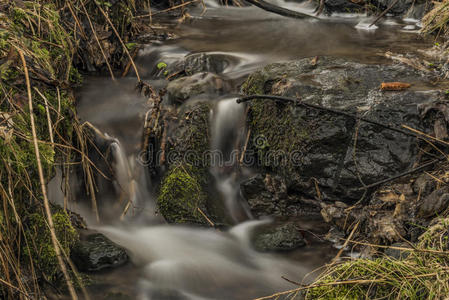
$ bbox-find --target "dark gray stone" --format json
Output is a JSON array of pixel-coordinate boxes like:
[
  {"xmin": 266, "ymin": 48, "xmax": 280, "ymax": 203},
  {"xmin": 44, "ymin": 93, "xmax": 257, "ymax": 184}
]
[
  {"xmin": 166, "ymin": 72, "xmax": 228, "ymax": 102},
  {"xmin": 252, "ymin": 223, "xmax": 306, "ymax": 252},
  {"xmin": 71, "ymin": 233, "xmax": 129, "ymax": 272},
  {"xmin": 185, "ymin": 53, "xmax": 234, "ymax": 75},
  {"xmin": 242, "ymin": 57, "xmax": 439, "ymax": 206},
  {"xmin": 418, "ymin": 186, "xmax": 449, "ymax": 218}
]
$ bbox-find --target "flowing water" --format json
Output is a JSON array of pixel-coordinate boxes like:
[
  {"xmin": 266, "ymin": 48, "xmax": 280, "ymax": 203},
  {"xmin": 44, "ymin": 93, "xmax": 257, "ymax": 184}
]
[{"xmin": 49, "ymin": 1, "xmax": 438, "ymax": 299}]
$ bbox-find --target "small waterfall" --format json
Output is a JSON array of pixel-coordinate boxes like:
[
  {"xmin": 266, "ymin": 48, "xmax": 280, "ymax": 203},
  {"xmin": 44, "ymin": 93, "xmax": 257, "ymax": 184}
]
[
  {"xmin": 211, "ymin": 97, "xmax": 251, "ymax": 222},
  {"xmin": 107, "ymin": 136, "xmax": 157, "ymax": 221}
]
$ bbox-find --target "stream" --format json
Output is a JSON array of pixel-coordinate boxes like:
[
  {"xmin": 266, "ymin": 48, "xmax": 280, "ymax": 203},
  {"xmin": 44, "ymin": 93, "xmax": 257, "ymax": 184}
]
[{"xmin": 49, "ymin": 1, "xmax": 437, "ymax": 299}]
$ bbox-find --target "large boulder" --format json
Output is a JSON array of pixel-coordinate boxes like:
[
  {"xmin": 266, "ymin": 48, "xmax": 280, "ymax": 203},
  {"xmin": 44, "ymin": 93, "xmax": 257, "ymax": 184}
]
[{"xmin": 241, "ymin": 56, "xmax": 440, "ymax": 215}]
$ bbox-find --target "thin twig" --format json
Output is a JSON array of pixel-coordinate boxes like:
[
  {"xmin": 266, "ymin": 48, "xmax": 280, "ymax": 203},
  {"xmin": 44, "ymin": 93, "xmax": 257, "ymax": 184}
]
[
  {"xmin": 369, "ymin": 0, "xmax": 400, "ymax": 27},
  {"xmin": 332, "ymin": 221, "xmax": 359, "ymax": 263},
  {"xmin": 197, "ymin": 208, "xmax": 214, "ymax": 227},
  {"xmin": 356, "ymin": 158, "xmax": 441, "ymax": 191},
  {"xmin": 33, "ymin": 87, "xmax": 54, "ymax": 148}
]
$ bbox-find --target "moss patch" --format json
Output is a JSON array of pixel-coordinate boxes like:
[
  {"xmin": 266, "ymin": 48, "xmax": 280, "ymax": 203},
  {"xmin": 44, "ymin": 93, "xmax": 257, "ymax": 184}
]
[
  {"xmin": 24, "ymin": 211, "xmax": 79, "ymax": 283},
  {"xmin": 157, "ymin": 165, "xmax": 207, "ymax": 224}
]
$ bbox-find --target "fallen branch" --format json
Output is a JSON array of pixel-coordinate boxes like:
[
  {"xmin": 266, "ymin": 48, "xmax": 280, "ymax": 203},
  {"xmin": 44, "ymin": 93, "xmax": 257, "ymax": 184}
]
[
  {"xmin": 236, "ymin": 95, "xmax": 419, "ymax": 139},
  {"xmin": 244, "ymin": 0, "xmax": 317, "ymax": 19},
  {"xmin": 369, "ymin": 0, "xmax": 400, "ymax": 27}
]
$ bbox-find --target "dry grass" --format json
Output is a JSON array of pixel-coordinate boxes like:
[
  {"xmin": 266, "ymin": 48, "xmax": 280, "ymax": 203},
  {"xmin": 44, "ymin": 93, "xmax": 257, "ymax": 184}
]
[
  {"xmin": 422, "ymin": 0, "xmax": 449, "ymax": 36},
  {"xmin": 255, "ymin": 218, "xmax": 449, "ymax": 300}
]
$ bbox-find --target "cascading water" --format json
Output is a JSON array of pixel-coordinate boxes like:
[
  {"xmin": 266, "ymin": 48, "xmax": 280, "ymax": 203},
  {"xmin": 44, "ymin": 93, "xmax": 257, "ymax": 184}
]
[
  {"xmin": 210, "ymin": 97, "xmax": 252, "ymax": 223},
  {"xmin": 101, "ymin": 220, "xmax": 308, "ymax": 299},
  {"xmin": 46, "ymin": 0, "xmax": 438, "ymax": 298}
]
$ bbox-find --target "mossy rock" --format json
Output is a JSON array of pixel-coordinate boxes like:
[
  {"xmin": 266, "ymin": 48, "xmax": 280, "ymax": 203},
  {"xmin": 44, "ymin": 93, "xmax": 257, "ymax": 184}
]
[
  {"xmin": 241, "ymin": 57, "xmax": 435, "ymax": 202},
  {"xmin": 157, "ymin": 165, "xmax": 208, "ymax": 224},
  {"xmin": 24, "ymin": 210, "xmax": 79, "ymax": 283}
]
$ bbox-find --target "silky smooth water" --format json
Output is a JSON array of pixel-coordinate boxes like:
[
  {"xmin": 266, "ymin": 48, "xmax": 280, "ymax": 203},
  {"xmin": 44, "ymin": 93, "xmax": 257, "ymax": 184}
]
[{"xmin": 52, "ymin": 1, "xmax": 439, "ymax": 298}]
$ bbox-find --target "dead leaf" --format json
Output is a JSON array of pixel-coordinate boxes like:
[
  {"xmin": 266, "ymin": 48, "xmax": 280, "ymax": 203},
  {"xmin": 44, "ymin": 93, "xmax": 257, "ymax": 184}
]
[
  {"xmin": 378, "ymin": 191, "xmax": 399, "ymax": 202},
  {"xmin": 380, "ymin": 82, "xmax": 411, "ymax": 91}
]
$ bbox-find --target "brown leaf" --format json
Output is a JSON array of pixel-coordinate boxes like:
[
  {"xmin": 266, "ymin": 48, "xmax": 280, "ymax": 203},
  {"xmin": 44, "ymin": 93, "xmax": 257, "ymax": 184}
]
[{"xmin": 380, "ymin": 82, "xmax": 411, "ymax": 91}]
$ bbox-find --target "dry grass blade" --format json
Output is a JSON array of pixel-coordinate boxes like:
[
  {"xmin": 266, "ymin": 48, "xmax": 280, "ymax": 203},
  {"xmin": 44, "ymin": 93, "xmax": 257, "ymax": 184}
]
[
  {"xmin": 17, "ymin": 49, "xmax": 78, "ymax": 300},
  {"xmin": 33, "ymin": 87, "xmax": 55, "ymax": 148},
  {"xmin": 0, "ymin": 277, "xmax": 31, "ymax": 299},
  {"xmin": 332, "ymin": 221, "xmax": 359, "ymax": 263}
]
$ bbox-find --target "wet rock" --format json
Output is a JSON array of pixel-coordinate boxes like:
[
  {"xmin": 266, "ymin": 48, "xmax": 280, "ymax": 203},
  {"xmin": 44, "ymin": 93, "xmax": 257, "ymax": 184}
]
[
  {"xmin": 166, "ymin": 72, "xmax": 227, "ymax": 102},
  {"xmin": 71, "ymin": 123, "xmax": 135, "ymax": 221},
  {"xmin": 103, "ymin": 292, "xmax": 133, "ymax": 300},
  {"xmin": 185, "ymin": 53, "xmax": 233, "ymax": 75},
  {"xmin": 71, "ymin": 233, "xmax": 129, "ymax": 272},
  {"xmin": 321, "ymin": 0, "xmax": 364, "ymax": 14},
  {"xmin": 417, "ymin": 186, "xmax": 449, "ymax": 218},
  {"xmin": 242, "ymin": 56, "xmax": 439, "ymax": 205},
  {"xmin": 252, "ymin": 223, "xmax": 306, "ymax": 251},
  {"xmin": 240, "ymin": 173, "xmax": 320, "ymax": 217},
  {"xmin": 384, "ymin": 242, "xmax": 411, "ymax": 260},
  {"xmin": 154, "ymin": 102, "xmax": 230, "ymax": 225},
  {"xmin": 413, "ymin": 173, "xmax": 436, "ymax": 198},
  {"xmin": 240, "ymin": 174, "xmax": 286, "ymax": 216}
]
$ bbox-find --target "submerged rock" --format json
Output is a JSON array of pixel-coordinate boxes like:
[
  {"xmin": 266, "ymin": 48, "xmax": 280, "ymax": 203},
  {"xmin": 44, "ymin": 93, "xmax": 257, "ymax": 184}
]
[
  {"xmin": 71, "ymin": 233, "xmax": 129, "ymax": 272},
  {"xmin": 241, "ymin": 56, "xmax": 439, "ymax": 207},
  {"xmin": 252, "ymin": 223, "xmax": 306, "ymax": 252}
]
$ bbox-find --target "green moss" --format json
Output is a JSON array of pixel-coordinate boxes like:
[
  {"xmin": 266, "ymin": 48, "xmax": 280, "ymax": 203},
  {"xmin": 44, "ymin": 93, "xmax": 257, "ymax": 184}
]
[
  {"xmin": 24, "ymin": 211, "xmax": 79, "ymax": 283},
  {"xmin": 157, "ymin": 165, "xmax": 207, "ymax": 224},
  {"xmin": 241, "ymin": 70, "xmax": 266, "ymax": 95},
  {"xmin": 246, "ymin": 98, "xmax": 310, "ymax": 175},
  {"xmin": 306, "ymin": 219, "xmax": 449, "ymax": 299}
]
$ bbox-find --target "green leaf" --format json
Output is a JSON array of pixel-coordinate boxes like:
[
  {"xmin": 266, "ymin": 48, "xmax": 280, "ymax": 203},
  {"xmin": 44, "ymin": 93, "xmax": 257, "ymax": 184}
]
[{"xmin": 157, "ymin": 62, "xmax": 168, "ymax": 70}]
